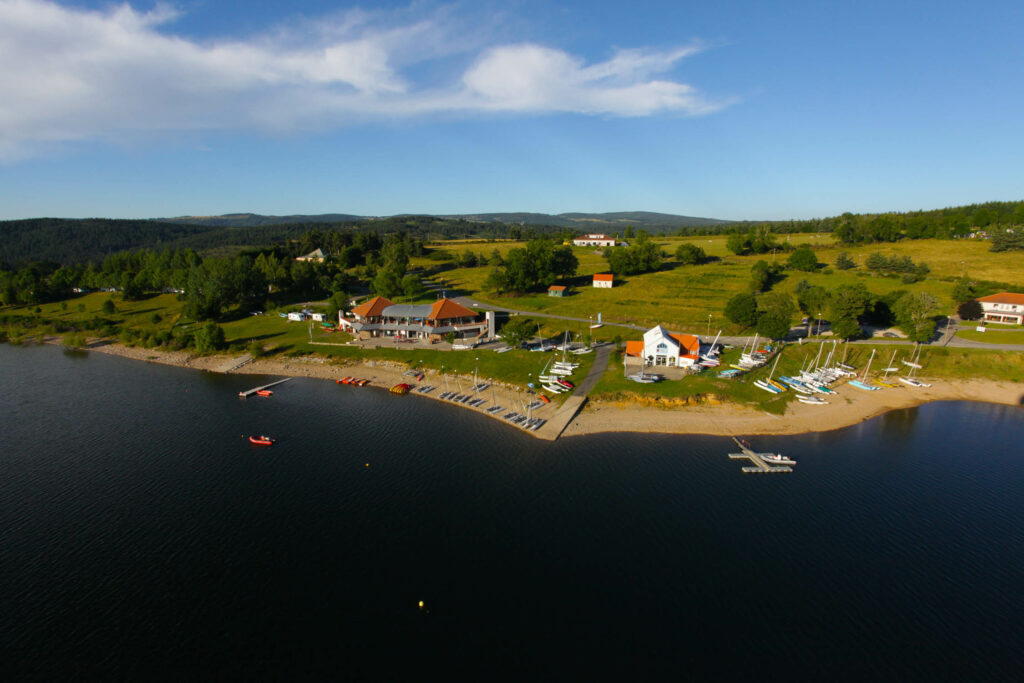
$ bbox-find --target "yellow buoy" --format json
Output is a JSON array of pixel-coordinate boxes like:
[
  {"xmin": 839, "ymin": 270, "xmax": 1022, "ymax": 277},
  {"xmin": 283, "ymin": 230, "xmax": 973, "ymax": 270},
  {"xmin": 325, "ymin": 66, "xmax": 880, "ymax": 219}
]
[{"xmin": 418, "ymin": 601, "xmax": 425, "ymax": 609}]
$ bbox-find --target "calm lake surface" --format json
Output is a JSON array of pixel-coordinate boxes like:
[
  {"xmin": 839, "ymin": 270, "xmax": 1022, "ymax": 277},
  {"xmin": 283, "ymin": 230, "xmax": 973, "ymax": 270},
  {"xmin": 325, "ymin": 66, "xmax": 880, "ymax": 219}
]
[{"xmin": 2, "ymin": 344, "xmax": 1024, "ymax": 680}]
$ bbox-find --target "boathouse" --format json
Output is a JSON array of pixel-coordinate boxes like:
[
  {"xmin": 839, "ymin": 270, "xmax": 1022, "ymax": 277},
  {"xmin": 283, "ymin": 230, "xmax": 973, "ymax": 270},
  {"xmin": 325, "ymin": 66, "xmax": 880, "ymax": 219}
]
[
  {"xmin": 977, "ymin": 292, "xmax": 1024, "ymax": 325},
  {"xmin": 625, "ymin": 325, "xmax": 702, "ymax": 368}
]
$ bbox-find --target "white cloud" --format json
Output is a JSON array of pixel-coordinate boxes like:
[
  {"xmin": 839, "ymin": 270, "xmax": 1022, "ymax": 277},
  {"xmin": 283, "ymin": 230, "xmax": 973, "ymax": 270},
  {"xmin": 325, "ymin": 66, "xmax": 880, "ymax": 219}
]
[{"xmin": 0, "ymin": 0, "xmax": 731, "ymax": 160}]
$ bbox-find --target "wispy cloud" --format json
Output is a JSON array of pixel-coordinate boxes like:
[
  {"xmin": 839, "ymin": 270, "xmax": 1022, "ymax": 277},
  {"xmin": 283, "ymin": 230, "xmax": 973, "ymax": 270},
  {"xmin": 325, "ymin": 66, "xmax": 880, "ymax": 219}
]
[{"xmin": 0, "ymin": 0, "xmax": 732, "ymax": 160}]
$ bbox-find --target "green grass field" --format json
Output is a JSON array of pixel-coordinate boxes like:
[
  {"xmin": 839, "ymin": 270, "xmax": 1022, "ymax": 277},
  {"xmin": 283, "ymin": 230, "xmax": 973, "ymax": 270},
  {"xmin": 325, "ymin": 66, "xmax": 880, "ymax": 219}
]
[
  {"xmin": 430, "ymin": 235, "xmax": 1008, "ymax": 334},
  {"xmin": 955, "ymin": 327, "xmax": 1024, "ymax": 344}
]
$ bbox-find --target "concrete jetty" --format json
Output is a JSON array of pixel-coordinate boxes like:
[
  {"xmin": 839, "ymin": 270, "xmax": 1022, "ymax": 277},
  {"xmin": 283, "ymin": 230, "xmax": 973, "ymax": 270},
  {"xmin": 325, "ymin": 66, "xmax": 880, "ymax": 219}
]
[
  {"xmin": 727, "ymin": 437, "xmax": 795, "ymax": 473},
  {"xmin": 238, "ymin": 377, "xmax": 292, "ymax": 398}
]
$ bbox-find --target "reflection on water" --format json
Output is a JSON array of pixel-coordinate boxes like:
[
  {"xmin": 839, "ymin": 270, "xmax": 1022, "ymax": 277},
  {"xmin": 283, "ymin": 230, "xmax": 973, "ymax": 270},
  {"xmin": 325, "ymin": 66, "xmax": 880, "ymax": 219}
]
[{"xmin": 1, "ymin": 344, "xmax": 1023, "ymax": 680}]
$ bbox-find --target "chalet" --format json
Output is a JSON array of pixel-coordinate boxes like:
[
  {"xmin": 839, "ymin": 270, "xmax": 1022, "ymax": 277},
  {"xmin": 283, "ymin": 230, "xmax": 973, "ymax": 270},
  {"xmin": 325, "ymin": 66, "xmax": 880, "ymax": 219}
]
[
  {"xmin": 977, "ymin": 292, "xmax": 1024, "ymax": 325},
  {"xmin": 548, "ymin": 285, "xmax": 567, "ymax": 297},
  {"xmin": 593, "ymin": 273, "xmax": 614, "ymax": 288},
  {"xmin": 296, "ymin": 248, "xmax": 325, "ymax": 262},
  {"xmin": 337, "ymin": 296, "xmax": 488, "ymax": 342},
  {"xmin": 625, "ymin": 325, "xmax": 702, "ymax": 368},
  {"xmin": 573, "ymin": 234, "xmax": 617, "ymax": 248}
]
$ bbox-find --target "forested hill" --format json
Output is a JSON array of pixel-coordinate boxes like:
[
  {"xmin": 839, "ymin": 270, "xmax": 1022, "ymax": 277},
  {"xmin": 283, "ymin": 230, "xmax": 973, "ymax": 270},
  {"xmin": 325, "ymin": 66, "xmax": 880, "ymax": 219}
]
[
  {"xmin": 161, "ymin": 210, "xmax": 731, "ymax": 231},
  {"xmin": 0, "ymin": 215, "xmax": 563, "ymax": 266}
]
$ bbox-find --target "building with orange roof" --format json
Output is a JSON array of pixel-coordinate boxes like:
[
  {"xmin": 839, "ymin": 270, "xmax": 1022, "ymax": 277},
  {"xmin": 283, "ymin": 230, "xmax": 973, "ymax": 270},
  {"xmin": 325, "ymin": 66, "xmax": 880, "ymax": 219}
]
[
  {"xmin": 977, "ymin": 292, "xmax": 1024, "ymax": 325},
  {"xmin": 593, "ymin": 273, "xmax": 614, "ymax": 288},
  {"xmin": 548, "ymin": 285, "xmax": 567, "ymax": 297},
  {"xmin": 338, "ymin": 296, "xmax": 489, "ymax": 342},
  {"xmin": 625, "ymin": 325, "xmax": 704, "ymax": 368}
]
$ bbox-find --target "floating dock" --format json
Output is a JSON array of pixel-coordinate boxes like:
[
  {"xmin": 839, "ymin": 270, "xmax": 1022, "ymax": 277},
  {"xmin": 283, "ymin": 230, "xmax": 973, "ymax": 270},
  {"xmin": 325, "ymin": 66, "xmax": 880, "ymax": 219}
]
[
  {"xmin": 728, "ymin": 437, "xmax": 795, "ymax": 473},
  {"xmin": 238, "ymin": 378, "xmax": 292, "ymax": 398}
]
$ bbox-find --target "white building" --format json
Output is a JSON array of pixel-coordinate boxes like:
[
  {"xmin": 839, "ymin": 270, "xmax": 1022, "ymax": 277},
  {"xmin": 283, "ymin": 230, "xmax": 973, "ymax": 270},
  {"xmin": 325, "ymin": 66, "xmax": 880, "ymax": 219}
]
[
  {"xmin": 977, "ymin": 292, "xmax": 1024, "ymax": 325},
  {"xmin": 625, "ymin": 325, "xmax": 702, "ymax": 368},
  {"xmin": 593, "ymin": 273, "xmax": 614, "ymax": 288},
  {"xmin": 573, "ymin": 233, "xmax": 617, "ymax": 247},
  {"xmin": 287, "ymin": 312, "xmax": 306, "ymax": 322}
]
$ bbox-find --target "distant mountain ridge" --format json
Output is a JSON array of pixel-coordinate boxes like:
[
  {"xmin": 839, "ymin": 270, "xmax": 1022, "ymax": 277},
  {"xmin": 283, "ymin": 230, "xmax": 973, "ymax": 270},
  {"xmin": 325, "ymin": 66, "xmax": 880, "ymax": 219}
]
[{"xmin": 161, "ymin": 211, "xmax": 732, "ymax": 230}]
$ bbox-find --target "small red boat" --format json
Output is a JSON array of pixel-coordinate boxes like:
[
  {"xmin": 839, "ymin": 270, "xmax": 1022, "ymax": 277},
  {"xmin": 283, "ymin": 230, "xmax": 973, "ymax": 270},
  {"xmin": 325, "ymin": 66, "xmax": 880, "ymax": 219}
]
[
  {"xmin": 539, "ymin": 395, "xmax": 551, "ymax": 404},
  {"xmin": 256, "ymin": 390, "xmax": 273, "ymax": 397},
  {"xmin": 249, "ymin": 435, "xmax": 275, "ymax": 446},
  {"xmin": 356, "ymin": 379, "xmax": 369, "ymax": 387}
]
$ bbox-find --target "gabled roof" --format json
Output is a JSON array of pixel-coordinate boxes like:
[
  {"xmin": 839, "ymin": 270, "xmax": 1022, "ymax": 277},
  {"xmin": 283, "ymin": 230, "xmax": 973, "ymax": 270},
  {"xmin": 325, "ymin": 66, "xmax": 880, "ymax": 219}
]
[
  {"xmin": 625, "ymin": 341, "xmax": 645, "ymax": 357},
  {"xmin": 669, "ymin": 333, "xmax": 701, "ymax": 355},
  {"xmin": 351, "ymin": 296, "xmax": 393, "ymax": 318},
  {"xmin": 429, "ymin": 298, "xmax": 477, "ymax": 320},
  {"xmin": 548, "ymin": 285, "xmax": 567, "ymax": 291},
  {"xmin": 977, "ymin": 292, "xmax": 1024, "ymax": 305},
  {"xmin": 593, "ymin": 273, "xmax": 614, "ymax": 281}
]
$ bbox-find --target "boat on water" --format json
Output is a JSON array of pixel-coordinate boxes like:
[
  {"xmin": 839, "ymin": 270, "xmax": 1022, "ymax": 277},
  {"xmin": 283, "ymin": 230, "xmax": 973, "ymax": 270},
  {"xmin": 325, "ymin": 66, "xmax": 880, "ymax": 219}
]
[
  {"xmin": 256, "ymin": 390, "xmax": 273, "ymax": 397},
  {"xmin": 249, "ymin": 435, "xmax": 275, "ymax": 446}
]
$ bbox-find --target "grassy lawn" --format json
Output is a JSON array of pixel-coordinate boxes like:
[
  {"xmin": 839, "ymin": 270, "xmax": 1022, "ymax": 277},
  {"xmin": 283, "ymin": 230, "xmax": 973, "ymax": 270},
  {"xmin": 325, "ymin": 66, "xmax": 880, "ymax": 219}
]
[
  {"xmin": 589, "ymin": 342, "xmax": 1024, "ymax": 413},
  {"xmin": 429, "ymin": 235, "xmax": 995, "ymax": 334},
  {"xmin": 955, "ymin": 327, "xmax": 1024, "ymax": 344}
]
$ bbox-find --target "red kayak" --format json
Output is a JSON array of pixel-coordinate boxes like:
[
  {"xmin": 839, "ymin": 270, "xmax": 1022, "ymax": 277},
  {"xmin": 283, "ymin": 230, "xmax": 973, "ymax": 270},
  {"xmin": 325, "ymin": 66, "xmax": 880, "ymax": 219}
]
[
  {"xmin": 256, "ymin": 390, "xmax": 273, "ymax": 397},
  {"xmin": 249, "ymin": 435, "xmax": 275, "ymax": 446}
]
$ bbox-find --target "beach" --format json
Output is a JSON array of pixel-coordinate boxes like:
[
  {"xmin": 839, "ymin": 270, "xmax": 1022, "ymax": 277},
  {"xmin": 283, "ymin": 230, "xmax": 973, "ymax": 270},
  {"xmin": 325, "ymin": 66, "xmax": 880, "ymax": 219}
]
[{"xmin": 74, "ymin": 339, "xmax": 1024, "ymax": 439}]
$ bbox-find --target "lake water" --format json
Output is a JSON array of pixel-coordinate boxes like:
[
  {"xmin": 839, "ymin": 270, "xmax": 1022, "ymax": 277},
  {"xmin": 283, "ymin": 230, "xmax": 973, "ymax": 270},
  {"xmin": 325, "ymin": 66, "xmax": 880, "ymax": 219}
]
[{"xmin": 2, "ymin": 344, "xmax": 1023, "ymax": 680}]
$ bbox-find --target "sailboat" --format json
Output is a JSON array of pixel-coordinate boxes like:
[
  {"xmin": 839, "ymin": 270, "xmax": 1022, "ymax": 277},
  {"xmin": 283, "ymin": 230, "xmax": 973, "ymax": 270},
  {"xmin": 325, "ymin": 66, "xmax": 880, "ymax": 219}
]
[
  {"xmin": 873, "ymin": 350, "xmax": 901, "ymax": 388},
  {"xmin": 754, "ymin": 354, "xmax": 787, "ymax": 393},
  {"xmin": 849, "ymin": 349, "xmax": 881, "ymax": 391},
  {"xmin": 898, "ymin": 346, "xmax": 931, "ymax": 387},
  {"xmin": 902, "ymin": 343, "xmax": 923, "ymax": 369}
]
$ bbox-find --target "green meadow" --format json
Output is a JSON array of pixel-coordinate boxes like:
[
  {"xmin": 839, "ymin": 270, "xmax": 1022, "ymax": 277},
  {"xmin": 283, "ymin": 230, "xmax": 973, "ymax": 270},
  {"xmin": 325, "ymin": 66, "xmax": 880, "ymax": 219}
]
[{"xmin": 428, "ymin": 236, "xmax": 1024, "ymax": 334}]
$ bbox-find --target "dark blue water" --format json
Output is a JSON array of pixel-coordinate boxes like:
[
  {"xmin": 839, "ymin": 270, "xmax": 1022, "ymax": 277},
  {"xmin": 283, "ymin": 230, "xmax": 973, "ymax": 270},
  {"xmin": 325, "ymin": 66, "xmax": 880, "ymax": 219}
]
[{"xmin": 2, "ymin": 344, "xmax": 1024, "ymax": 680}]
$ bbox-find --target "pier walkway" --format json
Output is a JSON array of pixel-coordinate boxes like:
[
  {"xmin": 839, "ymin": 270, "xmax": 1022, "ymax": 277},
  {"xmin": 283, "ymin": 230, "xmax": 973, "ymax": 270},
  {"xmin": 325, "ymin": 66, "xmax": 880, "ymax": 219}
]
[
  {"xmin": 238, "ymin": 377, "xmax": 291, "ymax": 398},
  {"xmin": 534, "ymin": 343, "xmax": 612, "ymax": 441},
  {"xmin": 727, "ymin": 437, "xmax": 795, "ymax": 473}
]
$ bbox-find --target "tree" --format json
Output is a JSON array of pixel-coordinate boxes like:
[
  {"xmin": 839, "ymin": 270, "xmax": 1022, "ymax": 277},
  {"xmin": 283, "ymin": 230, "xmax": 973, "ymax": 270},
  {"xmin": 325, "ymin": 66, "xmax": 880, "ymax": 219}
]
[
  {"xmin": 101, "ymin": 298, "xmax": 117, "ymax": 315},
  {"xmin": 372, "ymin": 269, "xmax": 402, "ymax": 299},
  {"xmin": 401, "ymin": 274, "xmax": 425, "ymax": 299},
  {"xmin": 834, "ymin": 252, "xmax": 856, "ymax": 270},
  {"xmin": 325, "ymin": 291, "xmax": 348, "ymax": 323},
  {"xmin": 459, "ymin": 248, "xmax": 478, "ymax": 268},
  {"xmin": 990, "ymin": 229, "xmax": 1024, "ymax": 252},
  {"xmin": 498, "ymin": 316, "xmax": 539, "ymax": 348},
  {"xmin": 724, "ymin": 292, "xmax": 759, "ymax": 328},
  {"xmin": 893, "ymin": 292, "xmax": 940, "ymax": 342},
  {"xmin": 675, "ymin": 242, "xmax": 707, "ymax": 265},
  {"xmin": 957, "ymin": 299, "xmax": 983, "ymax": 321},
  {"xmin": 827, "ymin": 283, "xmax": 871, "ymax": 340},
  {"xmin": 755, "ymin": 292, "xmax": 796, "ymax": 339},
  {"xmin": 749, "ymin": 260, "xmax": 781, "ymax": 292},
  {"xmin": 194, "ymin": 321, "xmax": 226, "ymax": 353},
  {"xmin": 951, "ymin": 276, "xmax": 975, "ymax": 303},
  {"xmin": 865, "ymin": 252, "xmax": 889, "ymax": 271},
  {"xmin": 786, "ymin": 248, "xmax": 818, "ymax": 272}
]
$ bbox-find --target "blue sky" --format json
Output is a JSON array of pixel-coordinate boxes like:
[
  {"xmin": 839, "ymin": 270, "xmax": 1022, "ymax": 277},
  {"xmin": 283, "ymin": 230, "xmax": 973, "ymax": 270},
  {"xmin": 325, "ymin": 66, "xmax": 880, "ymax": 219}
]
[{"xmin": 1, "ymin": 0, "xmax": 1022, "ymax": 221}]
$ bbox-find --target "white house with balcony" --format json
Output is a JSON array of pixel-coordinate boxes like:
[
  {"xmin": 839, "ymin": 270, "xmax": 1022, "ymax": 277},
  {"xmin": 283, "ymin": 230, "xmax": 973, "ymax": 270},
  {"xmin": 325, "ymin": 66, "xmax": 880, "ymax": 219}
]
[
  {"xmin": 977, "ymin": 292, "xmax": 1024, "ymax": 325},
  {"xmin": 573, "ymin": 233, "xmax": 617, "ymax": 247}
]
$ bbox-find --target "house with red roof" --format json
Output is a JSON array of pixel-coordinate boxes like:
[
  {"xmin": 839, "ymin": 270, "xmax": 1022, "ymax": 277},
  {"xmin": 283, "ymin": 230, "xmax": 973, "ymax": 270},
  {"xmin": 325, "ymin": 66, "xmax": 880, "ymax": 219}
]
[
  {"xmin": 625, "ymin": 325, "xmax": 703, "ymax": 368},
  {"xmin": 593, "ymin": 273, "xmax": 614, "ymax": 288},
  {"xmin": 338, "ymin": 296, "xmax": 488, "ymax": 341},
  {"xmin": 573, "ymin": 233, "xmax": 617, "ymax": 247},
  {"xmin": 977, "ymin": 292, "xmax": 1024, "ymax": 325}
]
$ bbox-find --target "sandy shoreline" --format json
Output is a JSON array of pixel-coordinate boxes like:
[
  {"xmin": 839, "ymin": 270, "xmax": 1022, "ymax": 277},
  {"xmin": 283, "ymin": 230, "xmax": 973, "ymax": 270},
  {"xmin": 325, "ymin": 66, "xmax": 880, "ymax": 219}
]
[{"xmin": 65, "ymin": 339, "xmax": 1024, "ymax": 439}]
